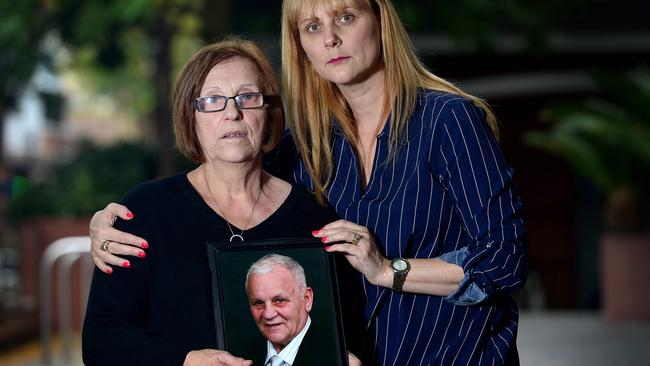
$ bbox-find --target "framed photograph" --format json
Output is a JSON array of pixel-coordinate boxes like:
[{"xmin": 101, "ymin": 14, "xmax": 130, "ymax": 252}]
[{"xmin": 206, "ymin": 238, "xmax": 348, "ymax": 366}]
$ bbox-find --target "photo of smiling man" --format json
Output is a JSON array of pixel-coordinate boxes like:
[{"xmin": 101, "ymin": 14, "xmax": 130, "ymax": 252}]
[{"xmin": 245, "ymin": 253, "xmax": 341, "ymax": 366}]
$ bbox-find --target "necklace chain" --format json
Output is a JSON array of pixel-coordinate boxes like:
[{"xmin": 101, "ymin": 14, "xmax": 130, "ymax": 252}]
[{"xmin": 203, "ymin": 168, "xmax": 263, "ymax": 242}]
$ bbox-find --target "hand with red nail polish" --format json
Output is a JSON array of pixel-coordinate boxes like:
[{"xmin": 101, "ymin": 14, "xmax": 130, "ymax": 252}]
[
  {"xmin": 314, "ymin": 219, "xmax": 388, "ymax": 286},
  {"xmin": 90, "ymin": 202, "xmax": 150, "ymax": 274}
]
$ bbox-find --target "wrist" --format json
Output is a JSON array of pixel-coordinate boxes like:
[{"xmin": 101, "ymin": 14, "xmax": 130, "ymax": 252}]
[
  {"xmin": 369, "ymin": 257, "xmax": 392, "ymax": 287},
  {"xmin": 389, "ymin": 258, "xmax": 411, "ymax": 292}
]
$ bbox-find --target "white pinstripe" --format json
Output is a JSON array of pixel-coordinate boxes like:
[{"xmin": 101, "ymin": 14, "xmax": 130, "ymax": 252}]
[{"xmin": 287, "ymin": 90, "xmax": 526, "ymax": 365}]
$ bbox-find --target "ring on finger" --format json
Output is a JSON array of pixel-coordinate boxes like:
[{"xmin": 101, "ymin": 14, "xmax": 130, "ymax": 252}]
[
  {"xmin": 100, "ymin": 240, "xmax": 111, "ymax": 252},
  {"xmin": 350, "ymin": 232, "xmax": 362, "ymax": 246}
]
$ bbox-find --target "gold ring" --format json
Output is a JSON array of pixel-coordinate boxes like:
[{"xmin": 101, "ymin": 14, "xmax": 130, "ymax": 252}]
[
  {"xmin": 100, "ymin": 240, "xmax": 111, "ymax": 252},
  {"xmin": 350, "ymin": 232, "xmax": 362, "ymax": 246}
]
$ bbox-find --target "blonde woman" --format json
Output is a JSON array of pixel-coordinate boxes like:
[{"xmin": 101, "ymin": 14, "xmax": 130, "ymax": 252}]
[{"xmin": 89, "ymin": 1, "xmax": 527, "ymax": 365}]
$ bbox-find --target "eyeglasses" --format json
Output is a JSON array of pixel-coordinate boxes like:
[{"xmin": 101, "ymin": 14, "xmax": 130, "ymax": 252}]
[{"xmin": 193, "ymin": 92, "xmax": 265, "ymax": 113}]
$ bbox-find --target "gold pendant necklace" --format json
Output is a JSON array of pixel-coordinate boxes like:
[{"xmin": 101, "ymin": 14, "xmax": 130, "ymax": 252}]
[{"xmin": 203, "ymin": 168, "xmax": 262, "ymax": 242}]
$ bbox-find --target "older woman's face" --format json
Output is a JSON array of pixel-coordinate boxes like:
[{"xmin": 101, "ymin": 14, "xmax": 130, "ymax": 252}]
[
  {"xmin": 195, "ymin": 57, "xmax": 267, "ymax": 165},
  {"xmin": 297, "ymin": 0, "xmax": 381, "ymax": 86}
]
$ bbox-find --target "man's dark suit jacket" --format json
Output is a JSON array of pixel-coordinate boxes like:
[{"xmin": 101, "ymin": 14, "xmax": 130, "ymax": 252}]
[{"xmin": 249, "ymin": 322, "xmax": 344, "ymax": 366}]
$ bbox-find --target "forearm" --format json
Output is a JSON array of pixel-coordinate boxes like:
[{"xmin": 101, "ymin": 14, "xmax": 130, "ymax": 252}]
[
  {"xmin": 372, "ymin": 257, "xmax": 464, "ymax": 296},
  {"xmin": 430, "ymin": 97, "xmax": 528, "ymax": 299}
]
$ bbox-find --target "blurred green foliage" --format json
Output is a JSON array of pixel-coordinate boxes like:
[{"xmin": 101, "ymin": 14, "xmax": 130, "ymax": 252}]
[
  {"xmin": 525, "ymin": 67, "xmax": 650, "ymax": 194},
  {"xmin": 2, "ymin": 0, "xmax": 646, "ymax": 208},
  {"xmin": 525, "ymin": 66, "xmax": 650, "ymax": 229},
  {"xmin": 6, "ymin": 142, "xmax": 158, "ymax": 221},
  {"xmin": 0, "ymin": 0, "xmax": 50, "ymax": 109},
  {"xmin": 391, "ymin": 0, "xmax": 588, "ymax": 51},
  {"xmin": 56, "ymin": 0, "xmax": 205, "ymax": 118},
  {"xmin": 53, "ymin": 0, "xmax": 208, "ymax": 175},
  {"xmin": 1, "ymin": 0, "xmax": 209, "ymax": 174}
]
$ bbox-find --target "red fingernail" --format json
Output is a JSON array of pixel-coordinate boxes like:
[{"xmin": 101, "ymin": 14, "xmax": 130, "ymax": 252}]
[
  {"xmin": 105, "ymin": 268, "xmax": 113, "ymax": 275},
  {"xmin": 122, "ymin": 261, "xmax": 131, "ymax": 268},
  {"xmin": 312, "ymin": 230, "xmax": 320, "ymax": 236},
  {"xmin": 320, "ymin": 236, "xmax": 328, "ymax": 243},
  {"xmin": 138, "ymin": 252, "xmax": 146, "ymax": 258},
  {"xmin": 141, "ymin": 241, "xmax": 149, "ymax": 249},
  {"xmin": 126, "ymin": 212, "xmax": 134, "ymax": 219},
  {"xmin": 324, "ymin": 246, "xmax": 331, "ymax": 251}
]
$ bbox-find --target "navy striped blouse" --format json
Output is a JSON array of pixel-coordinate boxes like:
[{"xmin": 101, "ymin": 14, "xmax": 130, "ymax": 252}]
[{"xmin": 277, "ymin": 90, "xmax": 527, "ymax": 365}]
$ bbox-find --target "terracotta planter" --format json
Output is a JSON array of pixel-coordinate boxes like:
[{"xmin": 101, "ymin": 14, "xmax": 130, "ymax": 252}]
[{"xmin": 601, "ymin": 232, "xmax": 650, "ymax": 322}]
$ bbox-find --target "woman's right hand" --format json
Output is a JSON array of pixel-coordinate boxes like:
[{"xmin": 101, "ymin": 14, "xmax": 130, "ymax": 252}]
[
  {"xmin": 184, "ymin": 350, "xmax": 252, "ymax": 366},
  {"xmin": 90, "ymin": 203, "xmax": 149, "ymax": 274}
]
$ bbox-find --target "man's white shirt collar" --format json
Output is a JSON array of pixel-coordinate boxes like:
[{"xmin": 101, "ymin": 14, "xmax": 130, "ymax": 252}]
[{"xmin": 264, "ymin": 316, "xmax": 311, "ymax": 365}]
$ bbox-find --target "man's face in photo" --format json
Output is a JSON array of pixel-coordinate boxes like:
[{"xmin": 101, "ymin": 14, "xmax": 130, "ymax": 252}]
[{"xmin": 247, "ymin": 265, "xmax": 313, "ymax": 351}]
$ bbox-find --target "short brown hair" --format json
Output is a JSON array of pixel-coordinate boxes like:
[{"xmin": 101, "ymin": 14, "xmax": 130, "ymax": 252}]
[{"xmin": 173, "ymin": 37, "xmax": 284, "ymax": 162}]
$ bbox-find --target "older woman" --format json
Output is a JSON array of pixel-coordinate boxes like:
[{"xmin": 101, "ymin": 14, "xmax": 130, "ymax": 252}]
[
  {"xmin": 81, "ymin": 38, "xmax": 348, "ymax": 366},
  {"xmin": 89, "ymin": 1, "xmax": 528, "ymax": 365}
]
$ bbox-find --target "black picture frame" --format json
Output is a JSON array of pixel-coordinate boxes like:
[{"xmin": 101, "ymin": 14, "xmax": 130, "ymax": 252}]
[{"xmin": 206, "ymin": 238, "xmax": 348, "ymax": 365}]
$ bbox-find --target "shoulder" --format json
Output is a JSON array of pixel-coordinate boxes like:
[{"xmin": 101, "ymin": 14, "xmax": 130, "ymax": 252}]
[
  {"xmin": 415, "ymin": 90, "xmax": 485, "ymax": 124},
  {"xmin": 264, "ymin": 129, "xmax": 299, "ymax": 181},
  {"xmin": 288, "ymin": 184, "xmax": 338, "ymax": 224},
  {"xmin": 113, "ymin": 173, "xmax": 191, "ymax": 235},
  {"xmin": 291, "ymin": 184, "xmax": 328, "ymax": 209},
  {"xmin": 121, "ymin": 173, "xmax": 188, "ymax": 207},
  {"xmin": 413, "ymin": 89, "xmax": 490, "ymax": 140}
]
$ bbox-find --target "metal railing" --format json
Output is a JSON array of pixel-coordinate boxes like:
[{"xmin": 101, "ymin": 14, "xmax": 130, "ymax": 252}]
[{"xmin": 39, "ymin": 236, "xmax": 92, "ymax": 365}]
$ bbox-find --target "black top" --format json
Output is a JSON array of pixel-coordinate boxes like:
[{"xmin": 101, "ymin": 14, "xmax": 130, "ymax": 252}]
[{"xmin": 82, "ymin": 172, "xmax": 351, "ymax": 365}]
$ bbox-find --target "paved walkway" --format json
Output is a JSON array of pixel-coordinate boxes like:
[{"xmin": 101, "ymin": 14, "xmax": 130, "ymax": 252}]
[
  {"xmin": 518, "ymin": 311, "xmax": 650, "ymax": 366},
  {"xmin": 1, "ymin": 311, "xmax": 649, "ymax": 365}
]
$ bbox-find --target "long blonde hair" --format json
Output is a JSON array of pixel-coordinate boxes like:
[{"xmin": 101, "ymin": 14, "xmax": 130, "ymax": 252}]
[{"xmin": 281, "ymin": 0, "xmax": 498, "ymax": 204}]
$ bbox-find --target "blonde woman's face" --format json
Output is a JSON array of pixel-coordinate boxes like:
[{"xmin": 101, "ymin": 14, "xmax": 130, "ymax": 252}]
[{"xmin": 297, "ymin": 0, "xmax": 382, "ymax": 86}]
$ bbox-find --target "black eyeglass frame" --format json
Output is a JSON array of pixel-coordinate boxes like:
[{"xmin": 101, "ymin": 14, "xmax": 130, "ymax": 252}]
[{"xmin": 193, "ymin": 92, "xmax": 266, "ymax": 113}]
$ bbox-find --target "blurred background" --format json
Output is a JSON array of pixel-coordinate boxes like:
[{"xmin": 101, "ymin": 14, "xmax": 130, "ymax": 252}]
[{"xmin": 1, "ymin": 0, "xmax": 649, "ymax": 365}]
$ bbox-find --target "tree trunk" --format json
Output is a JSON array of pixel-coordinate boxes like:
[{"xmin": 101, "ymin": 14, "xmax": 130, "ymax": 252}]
[
  {"xmin": 145, "ymin": 0, "xmax": 234, "ymax": 177},
  {"xmin": 149, "ymin": 14, "xmax": 175, "ymax": 177},
  {"xmin": 200, "ymin": 0, "xmax": 231, "ymax": 42},
  {"xmin": 0, "ymin": 102, "xmax": 4, "ymax": 167}
]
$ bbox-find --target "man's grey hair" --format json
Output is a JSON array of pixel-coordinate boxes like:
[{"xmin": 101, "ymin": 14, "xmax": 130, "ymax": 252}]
[{"xmin": 245, "ymin": 253, "xmax": 307, "ymax": 292}]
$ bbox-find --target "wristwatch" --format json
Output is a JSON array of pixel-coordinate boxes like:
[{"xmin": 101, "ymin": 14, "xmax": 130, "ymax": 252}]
[{"xmin": 390, "ymin": 258, "xmax": 410, "ymax": 292}]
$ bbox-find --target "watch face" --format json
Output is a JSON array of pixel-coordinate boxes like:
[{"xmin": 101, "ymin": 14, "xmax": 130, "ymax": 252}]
[{"xmin": 392, "ymin": 259, "xmax": 408, "ymax": 271}]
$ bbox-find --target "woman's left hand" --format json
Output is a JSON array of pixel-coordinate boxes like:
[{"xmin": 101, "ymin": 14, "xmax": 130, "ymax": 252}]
[
  {"xmin": 313, "ymin": 219, "xmax": 389, "ymax": 287},
  {"xmin": 347, "ymin": 351, "xmax": 363, "ymax": 366}
]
